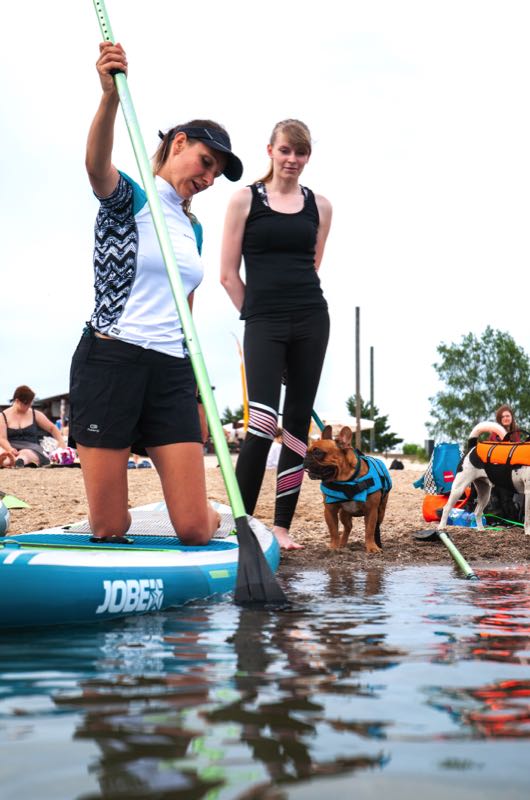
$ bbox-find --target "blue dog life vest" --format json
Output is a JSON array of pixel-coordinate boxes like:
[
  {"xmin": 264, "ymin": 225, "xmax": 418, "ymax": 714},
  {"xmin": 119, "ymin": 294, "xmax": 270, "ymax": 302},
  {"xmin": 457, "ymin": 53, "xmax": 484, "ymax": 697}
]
[{"xmin": 321, "ymin": 454, "xmax": 392, "ymax": 504}]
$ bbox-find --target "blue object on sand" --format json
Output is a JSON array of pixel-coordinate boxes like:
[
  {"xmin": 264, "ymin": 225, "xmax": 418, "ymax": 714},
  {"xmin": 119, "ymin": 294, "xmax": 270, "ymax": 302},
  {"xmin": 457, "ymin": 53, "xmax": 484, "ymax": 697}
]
[{"xmin": 0, "ymin": 500, "xmax": 10, "ymax": 535}]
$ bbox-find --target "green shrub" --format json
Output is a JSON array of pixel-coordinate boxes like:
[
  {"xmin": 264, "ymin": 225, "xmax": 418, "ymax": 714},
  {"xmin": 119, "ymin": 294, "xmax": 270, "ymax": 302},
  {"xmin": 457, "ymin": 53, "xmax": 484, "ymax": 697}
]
[{"xmin": 403, "ymin": 443, "xmax": 429, "ymax": 462}]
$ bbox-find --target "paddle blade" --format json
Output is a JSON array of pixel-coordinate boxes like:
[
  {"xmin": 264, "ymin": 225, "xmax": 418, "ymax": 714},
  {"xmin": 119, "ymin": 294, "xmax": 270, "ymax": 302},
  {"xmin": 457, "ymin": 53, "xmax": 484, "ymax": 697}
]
[
  {"xmin": 413, "ymin": 529, "xmax": 441, "ymax": 542},
  {"xmin": 234, "ymin": 516, "xmax": 288, "ymax": 606}
]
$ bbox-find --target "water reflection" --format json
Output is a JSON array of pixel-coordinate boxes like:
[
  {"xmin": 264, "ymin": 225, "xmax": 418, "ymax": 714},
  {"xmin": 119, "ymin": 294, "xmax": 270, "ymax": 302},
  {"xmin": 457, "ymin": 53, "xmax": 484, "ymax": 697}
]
[
  {"xmin": 426, "ymin": 678, "xmax": 530, "ymax": 740},
  {"xmin": 50, "ymin": 569, "xmax": 400, "ymax": 798},
  {"xmin": 56, "ymin": 614, "xmax": 219, "ymax": 799},
  {"xmin": 205, "ymin": 605, "xmax": 392, "ymax": 787},
  {"xmin": 426, "ymin": 567, "xmax": 530, "ymax": 666},
  {"xmin": 1, "ymin": 565, "xmax": 529, "ymax": 799},
  {"xmin": 423, "ymin": 567, "xmax": 530, "ymax": 741}
]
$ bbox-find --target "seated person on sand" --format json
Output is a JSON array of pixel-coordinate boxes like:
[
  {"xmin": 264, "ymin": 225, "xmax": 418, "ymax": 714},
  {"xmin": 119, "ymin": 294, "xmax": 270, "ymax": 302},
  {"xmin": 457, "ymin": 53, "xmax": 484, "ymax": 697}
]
[
  {"xmin": 489, "ymin": 404, "xmax": 521, "ymax": 442},
  {"xmin": 465, "ymin": 403, "xmax": 524, "ymax": 524},
  {"xmin": 0, "ymin": 385, "xmax": 67, "ymax": 468},
  {"xmin": 488, "ymin": 404, "xmax": 524, "ymax": 523}
]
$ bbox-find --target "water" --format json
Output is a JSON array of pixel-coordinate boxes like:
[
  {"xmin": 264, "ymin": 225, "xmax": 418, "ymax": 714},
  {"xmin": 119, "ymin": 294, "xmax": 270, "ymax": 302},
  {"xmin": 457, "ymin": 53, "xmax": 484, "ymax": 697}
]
[{"xmin": 1, "ymin": 564, "xmax": 529, "ymax": 799}]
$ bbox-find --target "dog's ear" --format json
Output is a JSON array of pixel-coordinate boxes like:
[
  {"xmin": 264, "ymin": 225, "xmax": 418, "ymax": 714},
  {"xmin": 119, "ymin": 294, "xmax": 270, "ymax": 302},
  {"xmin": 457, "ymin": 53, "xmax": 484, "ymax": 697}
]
[
  {"xmin": 336, "ymin": 426, "xmax": 353, "ymax": 450},
  {"xmin": 322, "ymin": 425, "xmax": 333, "ymax": 440}
]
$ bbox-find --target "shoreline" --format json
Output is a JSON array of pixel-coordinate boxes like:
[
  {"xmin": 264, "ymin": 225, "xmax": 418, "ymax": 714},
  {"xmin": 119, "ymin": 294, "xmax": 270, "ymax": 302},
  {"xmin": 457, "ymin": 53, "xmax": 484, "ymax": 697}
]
[{"xmin": 1, "ymin": 461, "xmax": 528, "ymax": 570}]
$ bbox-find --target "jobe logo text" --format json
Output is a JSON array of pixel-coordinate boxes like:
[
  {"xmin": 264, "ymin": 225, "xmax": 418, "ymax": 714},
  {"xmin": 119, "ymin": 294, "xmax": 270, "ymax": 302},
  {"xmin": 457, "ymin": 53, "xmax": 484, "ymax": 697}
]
[{"xmin": 96, "ymin": 578, "xmax": 164, "ymax": 614}]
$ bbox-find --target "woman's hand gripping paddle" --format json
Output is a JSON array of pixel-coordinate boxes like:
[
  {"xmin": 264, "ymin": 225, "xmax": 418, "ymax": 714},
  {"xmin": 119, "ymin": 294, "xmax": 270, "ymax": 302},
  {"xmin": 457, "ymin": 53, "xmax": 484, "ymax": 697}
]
[{"xmin": 92, "ymin": 0, "xmax": 287, "ymax": 606}]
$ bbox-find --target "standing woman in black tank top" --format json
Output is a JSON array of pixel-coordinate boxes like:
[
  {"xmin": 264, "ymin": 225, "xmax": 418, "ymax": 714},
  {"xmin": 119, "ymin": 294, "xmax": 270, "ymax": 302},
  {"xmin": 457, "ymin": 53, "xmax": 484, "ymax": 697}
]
[{"xmin": 221, "ymin": 119, "xmax": 332, "ymax": 549}]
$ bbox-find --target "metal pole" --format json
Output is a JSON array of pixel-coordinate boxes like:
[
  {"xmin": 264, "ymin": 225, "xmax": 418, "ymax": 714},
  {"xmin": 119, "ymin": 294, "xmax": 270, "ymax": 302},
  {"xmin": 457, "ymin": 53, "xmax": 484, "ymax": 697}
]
[
  {"xmin": 355, "ymin": 307, "xmax": 361, "ymax": 449},
  {"xmin": 369, "ymin": 346, "xmax": 375, "ymax": 453}
]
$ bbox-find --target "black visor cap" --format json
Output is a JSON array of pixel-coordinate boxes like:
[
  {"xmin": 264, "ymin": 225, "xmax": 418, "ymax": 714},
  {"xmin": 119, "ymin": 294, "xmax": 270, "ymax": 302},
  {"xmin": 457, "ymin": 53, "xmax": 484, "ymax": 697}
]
[{"xmin": 163, "ymin": 125, "xmax": 243, "ymax": 181}]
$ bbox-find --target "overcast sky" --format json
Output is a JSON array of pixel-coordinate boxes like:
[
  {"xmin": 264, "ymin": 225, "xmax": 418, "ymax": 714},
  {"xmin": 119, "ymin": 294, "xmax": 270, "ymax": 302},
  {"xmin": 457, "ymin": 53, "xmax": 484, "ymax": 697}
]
[{"xmin": 1, "ymin": 0, "xmax": 529, "ymax": 445}]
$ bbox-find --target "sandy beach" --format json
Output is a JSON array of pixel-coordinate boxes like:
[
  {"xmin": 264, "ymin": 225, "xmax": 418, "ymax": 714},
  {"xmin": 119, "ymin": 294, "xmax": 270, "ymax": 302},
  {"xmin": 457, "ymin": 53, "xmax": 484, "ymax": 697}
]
[{"xmin": 2, "ymin": 455, "xmax": 529, "ymax": 571}]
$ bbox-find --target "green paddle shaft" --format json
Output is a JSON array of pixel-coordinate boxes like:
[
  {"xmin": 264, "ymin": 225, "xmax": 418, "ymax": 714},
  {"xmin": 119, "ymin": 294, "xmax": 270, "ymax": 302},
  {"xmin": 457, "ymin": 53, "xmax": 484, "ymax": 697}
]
[
  {"xmin": 438, "ymin": 531, "xmax": 478, "ymax": 580},
  {"xmin": 92, "ymin": 0, "xmax": 244, "ymax": 518}
]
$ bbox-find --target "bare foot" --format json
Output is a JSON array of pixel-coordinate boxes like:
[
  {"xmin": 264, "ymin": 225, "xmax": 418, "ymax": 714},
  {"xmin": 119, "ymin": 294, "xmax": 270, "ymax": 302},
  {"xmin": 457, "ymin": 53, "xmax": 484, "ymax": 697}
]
[
  {"xmin": 208, "ymin": 503, "xmax": 222, "ymax": 536},
  {"xmin": 272, "ymin": 526, "xmax": 304, "ymax": 550}
]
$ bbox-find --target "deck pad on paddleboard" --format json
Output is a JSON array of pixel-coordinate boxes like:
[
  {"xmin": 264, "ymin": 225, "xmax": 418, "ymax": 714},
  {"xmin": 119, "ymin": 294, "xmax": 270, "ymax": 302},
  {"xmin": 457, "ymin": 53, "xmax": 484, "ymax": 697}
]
[
  {"xmin": 6, "ymin": 532, "xmax": 238, "ymax": 551},
  {"xmin": 64, "ymin": 502, "xmax": 235, "ymax": 539},
  {"xmin": 7, "ymin": 502, "xmax": 237, "ymax": 550}
]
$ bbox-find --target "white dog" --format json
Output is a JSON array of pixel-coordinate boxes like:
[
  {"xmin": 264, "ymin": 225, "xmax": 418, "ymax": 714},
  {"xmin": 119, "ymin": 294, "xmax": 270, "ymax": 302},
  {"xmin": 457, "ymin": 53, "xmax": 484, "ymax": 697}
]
[{"xmin": 438, "ymin": 421, "xmax": 530, "ymax": 536}]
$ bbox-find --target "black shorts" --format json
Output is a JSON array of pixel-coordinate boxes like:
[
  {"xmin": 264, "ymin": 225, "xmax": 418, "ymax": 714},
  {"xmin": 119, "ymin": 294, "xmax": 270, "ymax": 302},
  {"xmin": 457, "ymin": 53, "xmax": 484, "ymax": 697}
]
[{"xmin": 69, "ymin": 330, "xmax": 201, "ymax": 454}]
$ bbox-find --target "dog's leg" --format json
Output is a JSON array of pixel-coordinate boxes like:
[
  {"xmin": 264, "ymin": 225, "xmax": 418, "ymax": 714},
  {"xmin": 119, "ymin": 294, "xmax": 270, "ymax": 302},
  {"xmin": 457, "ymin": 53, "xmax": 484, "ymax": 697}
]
[
  {"xmin": 374, "ymin": 522, "xmax": 382, "ymax": 550},
  {"xmin": 324, "ymin": 504, "xmax": 342, "ymax": 549},
  {"xmin": 374, "ymin": 494, "xmax": 389, "ymax": 550},
  {"xmin": 472, "ymin": 478, "xmax": 491, "ymax": 530},
  {"xmin": 338, "ymin": 507, "xmax": 352, "ymax": 547},
  {"xmin": 525, "ymin": 485, "xmax": 530, "ymax": 536},
  {"xmin": 364, "ymin": 495, "xmax": 382, "ymax": 554},
  {"xmin": 438, "ymin": 464, "xmax": 481, "ymax": 529}
]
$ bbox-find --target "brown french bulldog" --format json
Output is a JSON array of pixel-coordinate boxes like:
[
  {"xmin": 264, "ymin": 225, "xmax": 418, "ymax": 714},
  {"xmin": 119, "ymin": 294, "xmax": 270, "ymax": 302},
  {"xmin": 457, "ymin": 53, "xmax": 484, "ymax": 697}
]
[{"xmin": 303, "ymin": 425, "xmax": 391, "ymax": 553}]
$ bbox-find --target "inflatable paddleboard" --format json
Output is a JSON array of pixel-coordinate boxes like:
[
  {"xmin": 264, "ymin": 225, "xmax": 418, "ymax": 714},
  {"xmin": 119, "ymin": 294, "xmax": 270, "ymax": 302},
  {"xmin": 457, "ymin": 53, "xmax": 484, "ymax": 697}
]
[{"xmin": 0, "ymin": 501, "xmax": 280, "ymax": 629}]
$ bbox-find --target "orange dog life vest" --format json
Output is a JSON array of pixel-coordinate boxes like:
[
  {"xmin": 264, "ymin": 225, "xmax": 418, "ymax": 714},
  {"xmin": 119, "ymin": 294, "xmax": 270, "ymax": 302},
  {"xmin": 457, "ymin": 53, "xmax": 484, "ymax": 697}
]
[{"xmin": 476, "ymin": 440, "xmax": 530, "ymax": 466}]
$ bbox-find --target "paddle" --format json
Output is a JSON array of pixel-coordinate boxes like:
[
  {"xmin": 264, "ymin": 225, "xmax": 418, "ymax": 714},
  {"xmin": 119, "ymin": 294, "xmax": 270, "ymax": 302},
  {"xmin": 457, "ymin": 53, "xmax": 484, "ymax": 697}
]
[
  {"xmin": 232, "ymin": 333, "xmax": 249, "ymax": 430},
  {"xmin": 311, "ymin": 409, "xmax": 325, "ymax": 432},
  {"xmin": 91, "ymin": 0, "xmax": 287, "ymax": 605},
  {"xmin": 413, "ymin": 528, "xmax": 478, "ymax": 580}
]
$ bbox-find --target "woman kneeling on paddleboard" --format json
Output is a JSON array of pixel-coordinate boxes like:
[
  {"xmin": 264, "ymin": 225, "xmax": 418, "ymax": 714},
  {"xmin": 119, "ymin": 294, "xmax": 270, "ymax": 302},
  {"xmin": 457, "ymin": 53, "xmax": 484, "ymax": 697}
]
[{"xmin": 69, "ymin": 42, "xmax": 243, "ymax": 545}]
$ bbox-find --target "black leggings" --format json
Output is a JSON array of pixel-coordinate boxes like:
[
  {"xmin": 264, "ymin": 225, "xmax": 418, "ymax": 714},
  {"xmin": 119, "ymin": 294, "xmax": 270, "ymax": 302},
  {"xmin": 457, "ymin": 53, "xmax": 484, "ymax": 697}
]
[{"xmin": 236, "ymin": 308, "xmax": 329, "ymax": 529}]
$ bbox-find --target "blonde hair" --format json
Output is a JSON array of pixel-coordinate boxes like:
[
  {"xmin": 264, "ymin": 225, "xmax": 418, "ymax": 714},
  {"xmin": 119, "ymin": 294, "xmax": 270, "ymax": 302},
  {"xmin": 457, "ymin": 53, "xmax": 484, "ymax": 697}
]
[
  {"xmin": 256, "ymin": 119, "xmax": 312, "ymax": 184},
  {"xmin": 153, "ymin": 119, "xmax": 229, "ymax": 219}
]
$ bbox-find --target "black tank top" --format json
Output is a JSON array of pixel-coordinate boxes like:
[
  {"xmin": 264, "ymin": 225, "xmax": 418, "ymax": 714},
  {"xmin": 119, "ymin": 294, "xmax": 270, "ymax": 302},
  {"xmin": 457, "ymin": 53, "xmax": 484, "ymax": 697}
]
[
  {"xmin": 1, "ymin": 409, "xmax": 40, "ymax": 445},
  {"xmin": 240, "ymin": 183, "xmax": 328, "ymax": 319}
]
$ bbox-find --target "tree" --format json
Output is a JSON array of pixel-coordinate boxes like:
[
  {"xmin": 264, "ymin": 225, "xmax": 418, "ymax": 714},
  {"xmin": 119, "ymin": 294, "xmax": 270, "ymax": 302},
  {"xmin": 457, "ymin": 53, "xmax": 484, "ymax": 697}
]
[
  {"xmin": 428, "ymin": 326, "xmax": 530, "ymax": 442},
  {"xmin": 220, "ymin": 405, "xmax": 245, "ymax": 425},
  {"xmin": 345, "ymin": 396, "xmax": 403, "ymax": 453}
]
